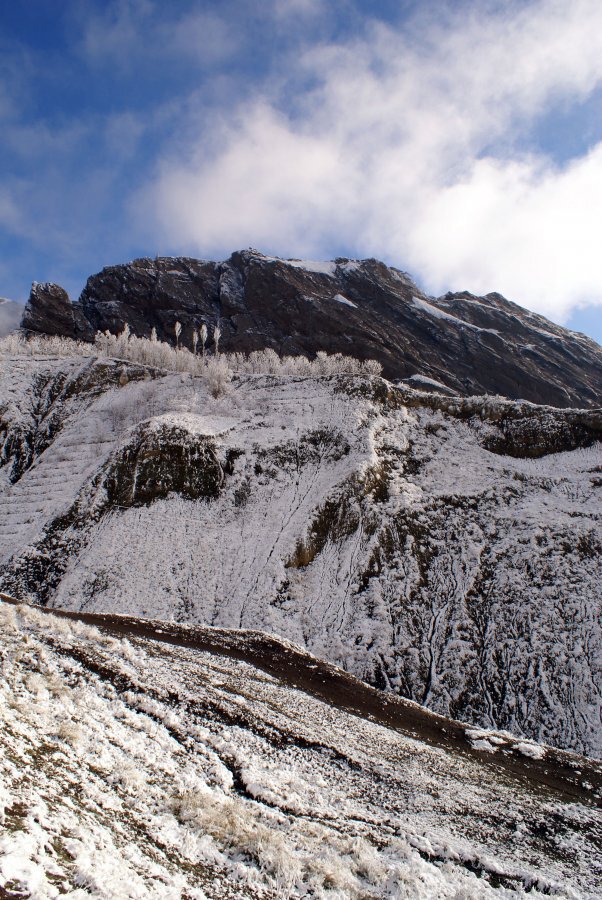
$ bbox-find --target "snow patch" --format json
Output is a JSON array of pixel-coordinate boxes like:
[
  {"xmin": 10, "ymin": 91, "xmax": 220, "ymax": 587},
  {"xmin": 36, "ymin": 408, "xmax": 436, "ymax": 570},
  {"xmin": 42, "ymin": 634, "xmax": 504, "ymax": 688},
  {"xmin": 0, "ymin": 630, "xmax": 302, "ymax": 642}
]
[
  {"xmin": 284, "ymin": 259, "xmax": 337, "ymax": 276},
  {"xmin": 412, "ymin": 297, "xmax": 500, "ymax": 335},
  {"xmin": 404, "ymin": 374, "xmax": 454, "ymax": 392},
  {"xmin": 336, "ymin": 259, "xmax": 362, "ymax": 274},
  {"xmin": 514, "ymin": 742, "xmax": 546, "ymax": 760},
  {"xmin": 333, "ymin": 293, "xmax": 357, "ymax": 308}
]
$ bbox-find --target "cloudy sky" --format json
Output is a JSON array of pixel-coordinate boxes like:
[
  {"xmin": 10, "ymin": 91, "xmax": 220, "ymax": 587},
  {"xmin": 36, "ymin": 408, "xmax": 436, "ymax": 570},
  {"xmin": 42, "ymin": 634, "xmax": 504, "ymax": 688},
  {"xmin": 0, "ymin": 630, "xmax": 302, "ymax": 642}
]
[{"xmin": 1, "ymin": 0, "xmax": 602, "ymax": 343}]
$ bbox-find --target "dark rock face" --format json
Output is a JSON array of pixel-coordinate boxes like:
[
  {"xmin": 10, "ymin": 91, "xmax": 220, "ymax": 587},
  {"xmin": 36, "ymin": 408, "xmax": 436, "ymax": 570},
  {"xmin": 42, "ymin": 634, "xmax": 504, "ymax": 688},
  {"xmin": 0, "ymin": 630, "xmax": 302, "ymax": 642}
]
[
  {"xmin": 20, "ymin": 251, "xmax": 602, "ymax": 408},
  {"xmin": 103, "ymin": 424, "xmax": 226, "ymax": 507},
  {"xmin": 22, "ymin": 282, "xmax": 94, "ymax": 341},
  {"xmin": 482, "ymin": 408, "xmax": 602, "ymax": 458},
  {"xmin": 22, "ymin": 283, "xmax": 75, "ymax": 338},
  {"xmin": 79, "ymin": 257, "xmax": 220, "ymax": 345}
]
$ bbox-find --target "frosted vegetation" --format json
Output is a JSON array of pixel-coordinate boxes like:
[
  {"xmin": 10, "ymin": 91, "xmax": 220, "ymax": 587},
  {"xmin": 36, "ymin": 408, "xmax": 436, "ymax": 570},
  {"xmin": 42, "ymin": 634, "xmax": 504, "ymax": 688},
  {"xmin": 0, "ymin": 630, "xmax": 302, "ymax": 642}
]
[
  {"xmin": 0, "ymin": 328, "xmax": 382, "ymax": 398},
  {"xmin": 0, "ymin": 599, "xmax": 599, "ymax": 899}
]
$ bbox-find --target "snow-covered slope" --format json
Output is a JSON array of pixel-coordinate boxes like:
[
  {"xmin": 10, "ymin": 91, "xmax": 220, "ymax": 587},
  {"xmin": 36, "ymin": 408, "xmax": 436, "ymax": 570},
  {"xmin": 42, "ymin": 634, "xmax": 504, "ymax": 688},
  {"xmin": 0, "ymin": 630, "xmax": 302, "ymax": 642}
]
[
  {"xmin": 1, "ymin": 598, "xmax": 600, "ymax": 899},
  {"xmin": 0, "ymin": 351, "xmax": 600, "ymax": 758}
]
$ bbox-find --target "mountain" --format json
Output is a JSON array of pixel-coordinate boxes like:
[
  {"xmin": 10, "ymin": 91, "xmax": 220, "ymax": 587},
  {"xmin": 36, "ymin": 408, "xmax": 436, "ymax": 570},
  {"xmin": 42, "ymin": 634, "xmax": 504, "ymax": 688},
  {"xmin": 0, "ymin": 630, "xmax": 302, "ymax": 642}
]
[
  {"xmin": 1, "ymin": 348, "xmax": 600, "ymax": 758},
  {"xmin": 1, "ymin": 596, "xmax": 600, "ymax": 898},
  {"xmin": 21, "ymin": 250, "xmax": 602, "ymax": 408}
]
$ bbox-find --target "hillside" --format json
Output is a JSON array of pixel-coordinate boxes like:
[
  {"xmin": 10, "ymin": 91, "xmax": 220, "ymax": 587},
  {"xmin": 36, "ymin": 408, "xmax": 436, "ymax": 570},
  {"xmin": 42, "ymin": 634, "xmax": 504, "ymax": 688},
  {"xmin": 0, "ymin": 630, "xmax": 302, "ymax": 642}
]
[
  {"xmin": 1, "ymin": 597, "xmax": 600, "ymax": 898},
  {"xmin": 1, "ymin": 345, "xmax": 600, "ymax": 759},
  {"xmin": 21, "ymin": 250, "xmax": 602, "ymax": 407}
]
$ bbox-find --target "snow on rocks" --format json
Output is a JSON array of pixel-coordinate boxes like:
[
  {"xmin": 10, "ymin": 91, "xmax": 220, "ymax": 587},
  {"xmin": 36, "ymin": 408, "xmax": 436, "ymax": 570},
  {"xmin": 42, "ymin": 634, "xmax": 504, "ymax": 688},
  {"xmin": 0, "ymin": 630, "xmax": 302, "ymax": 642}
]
[
  {"xmin": 465, "ymin": 728, "xmax": 548, "ymax": 759},
  {"xmin": 332, "ymin": 293, "xmax": 358, "ymax": 308}
]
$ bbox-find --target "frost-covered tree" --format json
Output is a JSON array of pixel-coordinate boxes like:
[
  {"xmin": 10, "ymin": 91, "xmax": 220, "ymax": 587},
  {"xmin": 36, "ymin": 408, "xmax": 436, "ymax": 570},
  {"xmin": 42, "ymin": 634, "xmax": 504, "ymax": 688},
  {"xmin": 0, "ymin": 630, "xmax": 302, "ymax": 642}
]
[
  {"xmin": 3, "ymin": 328, "xmax": 384, "ymax": 388},
  {"xmin": 213, "ymin": 323, "xmax": 221, "ymax": 356},
  {"xmin": 174, "ymin": 321, "xmax": 182, "ymax": 349},
  {"xmin": 192, "ymin": 329, "xmax": 198, "ymax": 355}
]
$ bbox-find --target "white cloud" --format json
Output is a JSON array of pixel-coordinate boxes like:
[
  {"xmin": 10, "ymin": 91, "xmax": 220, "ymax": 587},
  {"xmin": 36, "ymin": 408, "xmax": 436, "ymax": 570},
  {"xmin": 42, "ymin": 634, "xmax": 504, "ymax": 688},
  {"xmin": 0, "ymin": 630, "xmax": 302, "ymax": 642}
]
[
  {"xmin": 407, "ymin": 147, "xmax": 602, "ymax": 317},
  {"xmin": 0, "ymin": 300, "xmax": 23, "ymax": 336},
  {"xmin": 141, "ymin": 0, "xmax": 602, "ymax": 321},
  {"xmin": 0, "ymin": 188, "xmax": 24, "ymax": 234}
]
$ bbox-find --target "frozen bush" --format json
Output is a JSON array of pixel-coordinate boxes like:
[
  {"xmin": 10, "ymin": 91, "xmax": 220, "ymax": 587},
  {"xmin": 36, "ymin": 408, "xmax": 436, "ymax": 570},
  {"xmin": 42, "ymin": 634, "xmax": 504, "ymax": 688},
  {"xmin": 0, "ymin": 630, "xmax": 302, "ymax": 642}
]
[
  {"xmin": 0, "ymin": 332, "xmax": 93, "ymax": 358},
  {"xmin": 205, "ymin": 356, "xmax": 232, "ymax": 398},
  {"xmin": 57, "ymin": 720, "xmax": 84, "ymax": 747},
  {"xmin": 361, "ymin": 358, "xmax": 383, "ymax": 376}
]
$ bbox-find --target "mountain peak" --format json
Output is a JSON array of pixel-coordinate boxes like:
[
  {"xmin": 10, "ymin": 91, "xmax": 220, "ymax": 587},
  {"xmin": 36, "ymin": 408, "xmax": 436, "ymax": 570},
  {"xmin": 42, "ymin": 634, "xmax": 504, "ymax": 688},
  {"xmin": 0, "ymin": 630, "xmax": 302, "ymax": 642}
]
[{"xmin": 20, "ymin": 251, "xmax": 602, "ymax": 408}]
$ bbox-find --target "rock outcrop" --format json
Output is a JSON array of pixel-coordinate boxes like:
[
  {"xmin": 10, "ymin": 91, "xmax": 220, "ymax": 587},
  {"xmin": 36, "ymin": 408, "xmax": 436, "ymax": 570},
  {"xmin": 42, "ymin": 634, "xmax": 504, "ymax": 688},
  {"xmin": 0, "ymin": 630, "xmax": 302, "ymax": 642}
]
[
  {"xmin": 20, "ymin": 251, "xmax": 602, "ymax": 407},
  {"xmin": 22, "ymin": 282, "xmax": 94, "ymax": 341}
]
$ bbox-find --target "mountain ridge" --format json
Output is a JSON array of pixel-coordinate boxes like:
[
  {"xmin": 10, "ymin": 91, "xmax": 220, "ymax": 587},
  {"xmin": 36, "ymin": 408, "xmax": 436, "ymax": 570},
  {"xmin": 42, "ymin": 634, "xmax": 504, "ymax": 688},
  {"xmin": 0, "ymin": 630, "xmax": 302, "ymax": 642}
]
[{"xmin": 20, "ymin": 249, "xmax": 602, "ymax": 408}]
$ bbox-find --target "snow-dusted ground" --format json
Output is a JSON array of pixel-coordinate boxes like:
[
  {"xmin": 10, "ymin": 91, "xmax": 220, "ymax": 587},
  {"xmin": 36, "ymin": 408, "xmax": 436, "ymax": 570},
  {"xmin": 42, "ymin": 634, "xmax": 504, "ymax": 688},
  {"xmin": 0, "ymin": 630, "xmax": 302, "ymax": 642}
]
[
  {"xmin": 1, "ymin": 599, "xmax": 600, "ymax": 899},
  {"xmin": 1, "ymin": 353, "xmax": 600, "ymax": 758}
]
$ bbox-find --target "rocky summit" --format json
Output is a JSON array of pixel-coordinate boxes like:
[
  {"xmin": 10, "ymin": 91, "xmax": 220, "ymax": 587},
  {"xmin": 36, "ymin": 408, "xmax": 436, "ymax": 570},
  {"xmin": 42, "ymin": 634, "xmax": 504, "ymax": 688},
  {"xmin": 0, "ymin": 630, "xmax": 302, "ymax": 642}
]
[{"xmin": 21, "ymin": 250, "xmax": 602, "ymax": 408}]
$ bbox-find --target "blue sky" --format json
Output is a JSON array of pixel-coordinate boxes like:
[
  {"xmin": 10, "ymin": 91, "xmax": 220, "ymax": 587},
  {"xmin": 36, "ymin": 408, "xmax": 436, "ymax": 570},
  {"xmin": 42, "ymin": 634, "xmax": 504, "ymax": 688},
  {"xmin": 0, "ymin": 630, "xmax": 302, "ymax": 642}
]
[{"xmin": 1, "ymin": 0, "xmax": 602, "ymax": 345}]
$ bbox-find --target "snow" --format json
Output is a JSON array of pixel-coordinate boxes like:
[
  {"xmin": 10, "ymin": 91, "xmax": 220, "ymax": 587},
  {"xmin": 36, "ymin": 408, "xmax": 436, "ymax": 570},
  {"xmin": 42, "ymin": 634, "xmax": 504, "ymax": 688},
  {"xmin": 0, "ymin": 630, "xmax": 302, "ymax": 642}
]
[
  {"xmin": 257, "ymin": 254, "xmax": 338, "ymax": 276},
  {"xmin": 404, "ymin": 374, "xmax": 455, "ymax": 391},
  {"xmin": 412, "ymin": 295, "xmax": 473, "ymax": 324},
  {"xmin": 333, "ymin": 293, "xmax": 358, "ymax": 308},
  {"xmin": 0, "ymin": 599, "xmax": 599, "ymax": 898},
  {"xmin": 465, "ymin": 728, "xmax": 548, "ymax": 759},
  {"xmin": 436, "ymin": 295, "xmax": 484, "ymax": 307},
  {"xmin": 336, "ymin": 259, "xmax": 362, "ymax": 274},
  {"xmin": 411, "ymin": 297, "xmax": 500, "ymax": 335},
  {"xmin": 0, "ymin": 353, "xmax": 600, "ymax": 760},
  {"xmin": 515, "ymin": 742, "xmax": 547, "ymax": 760},
  {"xmin": 282, "ymin": 259, "xmax": 337, "ymax": 276}
]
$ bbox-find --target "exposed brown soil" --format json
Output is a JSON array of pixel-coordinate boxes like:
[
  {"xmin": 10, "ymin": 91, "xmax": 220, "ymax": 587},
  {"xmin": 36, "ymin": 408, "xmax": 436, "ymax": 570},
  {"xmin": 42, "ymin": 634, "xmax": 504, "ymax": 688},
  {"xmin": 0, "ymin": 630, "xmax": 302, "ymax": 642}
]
[{"xmin": 2, "ymin": 593, "xmax": 600, "ymax": 809}]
